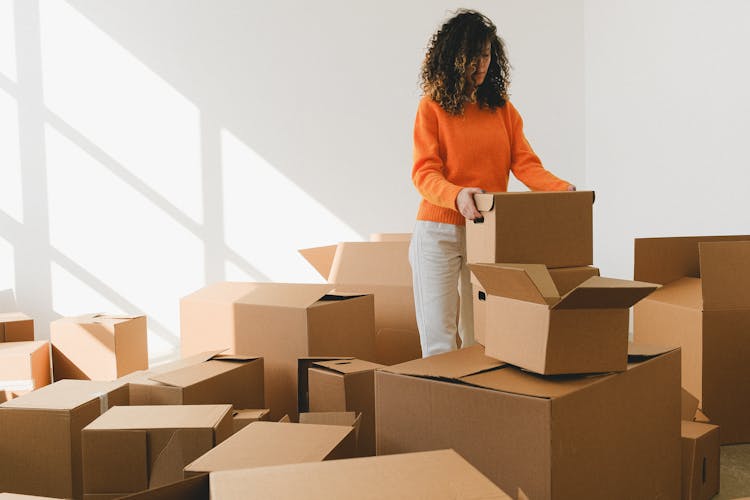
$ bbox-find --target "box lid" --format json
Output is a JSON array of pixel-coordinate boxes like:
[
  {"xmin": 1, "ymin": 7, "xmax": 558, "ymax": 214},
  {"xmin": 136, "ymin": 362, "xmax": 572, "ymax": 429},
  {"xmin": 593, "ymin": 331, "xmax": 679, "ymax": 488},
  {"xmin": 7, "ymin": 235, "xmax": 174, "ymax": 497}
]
[
  {"xmin": 208, "ymin": 449, "xmax": 512, "ymax": 499},
  {"xmin": 474, "ymin": 190, "xmax": 595, "ymax": 212},
  {"xmin": 184, "ymin": 282, "xmax": 336, "ymax": 309},
  {"xmin": 382, "ymin": 345, "xmax": 504, "ymax": 380},
  {"xmin": 0, "ymin": 379, "xmax": 126, "ymax": 410},
  {"xmin": 84, "ymin": 405, "xmax": 232, "ymax": 431},
  {"xmin": 469, "ymin": 263, "xmax": 559, "ymax": 305},
  {"xmin": 234, "ymin": 409, "xmax": 270, "ymax": 420},
  {"xmin": 148, "ymin": 355, "xmax": 260, "ymax": 388},
  {"xmin": 53, "ymin": 313, "xmax": 142, "ymax": 326},
  {"xmin": 552, "ymin": 276, "xmax": 659, "ymax": 310},
  {"xmin": 313, "ymin": 358, "xmax": 385, "ymax": 375},
  {"xmin": 298, "ymin": 245, "xmax": 338, "ymax": 280},
  {"xmin": 699, "ymin": 241, "xmax": 750, "ymax": 309},
  {"xmin": 0, "ymin": 340, "xmax": 47, "ymax": 358}
]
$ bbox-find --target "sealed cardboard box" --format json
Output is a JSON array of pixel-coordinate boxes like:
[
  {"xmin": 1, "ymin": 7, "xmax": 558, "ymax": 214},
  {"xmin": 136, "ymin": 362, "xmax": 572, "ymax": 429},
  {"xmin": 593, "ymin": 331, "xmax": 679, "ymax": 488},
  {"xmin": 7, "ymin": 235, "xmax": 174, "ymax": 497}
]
[
  {"xmin": 0, "ymin": 341, "xmax": 51, "ymax": 401},
  {"xmin": 376, "ymin": 344, "xmax": 681, "ymax": 500},
  {"xmin": 0, "ymin": 312, "xmax": 34, "ymax": 342},
  {"xmin": 184, "ymin": 420, "xmax": 357, "ymax": 476},
  {"xmin": 299, "ymin": 241, "xmax": 421, "ymax": 365},
  {"xmin": 82, "ymin": 405, "xmax": 232, "ymax": 498},
  {"xmin": 634, "ymin": 236, "xmax": 750, "ymax": 443},
  {"xmin": 681, "ymin": 421, "xmax": 720, "ymax": 500},
  {"xmin": 51, "ymin": 313, "xmax": 148, "ymax": 381},
  {"xmin": 298, "ymin": 357, "xmax": 384, "ymax": 456},
  {"xmin": 180, "ymin": 283, "xmax": 375, "ymax": 420},
  {"xmin": 124, "ymin": 351, "xmax": 263, "ymax": 409},
  {"xmin": 0, "ymin": 379, "xmax": 129, "ymax": 499},
  {"xmin": 232, "ymin": 409, "xmax": 270, "ymax": 433},
  {"xmin": 209, "ymin": 449, "xmax": 512, "ymax": 499},
  {"xmin": 466, "ymin": 191, "xmax": 595, "ymax": 267},
  {"xmin": 470, "ymin": 263, "xmax": 658, "ymax": 374},
  {"xmin": 472, "ymin": 265, "xmax": 600, "ymax": 345}
]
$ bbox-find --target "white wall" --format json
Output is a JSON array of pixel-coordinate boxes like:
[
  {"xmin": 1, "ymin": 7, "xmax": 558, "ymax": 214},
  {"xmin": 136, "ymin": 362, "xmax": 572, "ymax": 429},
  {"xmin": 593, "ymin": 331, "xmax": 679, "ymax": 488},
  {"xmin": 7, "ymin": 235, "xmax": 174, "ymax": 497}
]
[
  {"xmin": 585, "ymin": 0, "xmax": 750, "ymax": 279},
  {"xmin": 0, "ymin": 0, "xmax": 584, "ymax": 363}
]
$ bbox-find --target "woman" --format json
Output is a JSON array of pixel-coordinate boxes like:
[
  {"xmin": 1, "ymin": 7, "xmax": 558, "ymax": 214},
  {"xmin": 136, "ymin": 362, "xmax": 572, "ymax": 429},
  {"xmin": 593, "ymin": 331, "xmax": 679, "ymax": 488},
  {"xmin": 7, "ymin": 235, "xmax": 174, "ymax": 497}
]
[{"xmin": 409, "ymin": 9, "xmax": 575, "ymax": 357}]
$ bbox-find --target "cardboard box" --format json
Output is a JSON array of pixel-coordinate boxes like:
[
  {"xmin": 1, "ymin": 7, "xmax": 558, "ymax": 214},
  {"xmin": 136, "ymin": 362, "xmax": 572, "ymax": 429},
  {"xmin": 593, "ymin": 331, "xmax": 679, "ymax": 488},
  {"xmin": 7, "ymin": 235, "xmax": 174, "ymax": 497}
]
[
  {"xmin": 118, "ymin": 474, "xmax": 208, "ymax": 499},
  {"xmin": 184, "ymin": 421, "xmax": 357, "ymax": 476},
  {"xmin": 82, "ymin": 405, "xmax": 232, "ymax": 498},
  {"xmin": 0, "ymin": 341, "xmax": 51, "ymax": 401},
  {"xmin": 466, "ymin": 191, "xmax": 595, "ymax": 267},
  {"xmin": 472, "ymin": 265, "xmax": 600, "ymax": 345},
  {"xmin": 0, "ymin": 379, "xmax": 129, "ymax": 499},
  {"xmin": 634, "ymin": 236, "xmax": 750, "ymax": 443},
  {"xmin": 208, "ymin": 449, "xmax": 512, "ymax": 499},
  {"xmin": 180, "ymin": 282, "xmax": 375, "ymax": 420},
  {"xmin": 298, "ymin": 357, "xmax": 384, "ymax": 456},
  {"xmin": 232, "ymin": 408, "xmax": 270, "ymax": 433},
  {"xmin": 299, "ymin": 241, "xmax": 421, "ymax": 365},
  {"xmin": 51, "ymin": 313, "xmax": 148, "ymax": 381},
  {"xmin": 470, "ymin": 263, "xmax": 658, "ymax": 374},
  {"xmin": 0, "ymin": 312, "xmax": 34, "ymax": 342},
  {"xmin": 681, "ymin": 421, "xmax": 720, "ymax": 500},
  {"xmin": 376, "ymin": 344, "xmax": 681, "ymax": 499},
  {"xmin": 0, "ymin": 494, "xmax": 65, "ymax": 499},
  {"xmin": 124, "ymin": 351, "xmax": 264, "ymax": 410}
]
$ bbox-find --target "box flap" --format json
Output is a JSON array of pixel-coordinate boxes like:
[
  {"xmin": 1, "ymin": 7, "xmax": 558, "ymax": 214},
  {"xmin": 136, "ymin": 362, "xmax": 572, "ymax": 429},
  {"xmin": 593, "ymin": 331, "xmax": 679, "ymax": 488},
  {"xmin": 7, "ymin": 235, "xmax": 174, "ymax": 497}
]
[
  {"xmin": 0, "ymin": 312, "xmax": 32, "ymax": 323},
  {"xmin": 0, "ymin": 379, "xmax": 126, "ymax": 410},
  {"xmin": 641, "ymin": 277, "xmax": 702, "ymax": 309},
  {"xmin": 298, "ymin": 245, "xmax": 338, "ymax": 281},
  {"xmin": 473, "ymin": 192, "xmax": 496, "ymax": 212},
  {"xmin": 699, "ymin": 241, "xmax": 750, "ymax": 309},
  {"xmin": 148, "ymin": 359, "xmax": 244, "ymax": 388},
  {"xmin": 235, "ymin": 283, "xmax": 335, "ymax": 308},
  {"xmin": 84, "ymin": 405, "xmax": 232, "ymax": 430},
  {"xmin": 57, "ymin": 312, "xmax": 142, "ymax": 325},
  {"xmin": 626, "ymin": 343, "xmax": 678, "ymax": 361},
  {"xmin": 462, "ymin": 366, "xmax": 609, "ymax": 399},
  {"xmin": 234, "ymin": 409, "xmax": 270, "ymax": 420},
  {"xmin": 149, "ymin": 350, "xmax": 226, "ymax": 375},
  {"xmin": 552, "ymin": 277, "xmax": 659, "ymax": 310},
  {"xmin": 313, "ymin": 359, "xmax": 385, "ymax": 375},
  {"xmin": 681, "ymin": 420, "xmax": 719, "ymax": 440},
  {"xmin": 681, "ymin": 388, "xmax": 700, "ymax": 421},
  {"xmin": 299, "ymin": 411, "xmax": 359, "ymax": 427},
  {"xmin": 328, "ymin": 242, "xmax": 412, "ymax": 287},
  {"xmin": 382, "ymin": 345, "xmax": 504, "ymax": 380},
  {"xmin": 469, "ymin": 263, "xmax": 558, "ymax": 305}
]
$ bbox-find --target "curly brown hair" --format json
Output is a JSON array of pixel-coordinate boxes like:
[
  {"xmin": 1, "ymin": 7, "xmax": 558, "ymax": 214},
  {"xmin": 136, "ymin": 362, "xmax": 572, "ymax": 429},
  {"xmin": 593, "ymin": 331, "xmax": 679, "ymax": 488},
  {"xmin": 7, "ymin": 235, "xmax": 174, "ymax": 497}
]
[{"xmin": 421, "ymin": 9, "xmax": 511, "ymax": 115}]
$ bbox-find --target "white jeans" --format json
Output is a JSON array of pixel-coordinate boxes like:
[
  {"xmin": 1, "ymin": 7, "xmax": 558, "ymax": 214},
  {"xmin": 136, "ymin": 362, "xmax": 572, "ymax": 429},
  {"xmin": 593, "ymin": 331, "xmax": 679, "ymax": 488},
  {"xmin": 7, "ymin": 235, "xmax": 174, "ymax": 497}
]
[{"xmin": 409, "ymin": 221, "xmax": 475, "ymax": 357}]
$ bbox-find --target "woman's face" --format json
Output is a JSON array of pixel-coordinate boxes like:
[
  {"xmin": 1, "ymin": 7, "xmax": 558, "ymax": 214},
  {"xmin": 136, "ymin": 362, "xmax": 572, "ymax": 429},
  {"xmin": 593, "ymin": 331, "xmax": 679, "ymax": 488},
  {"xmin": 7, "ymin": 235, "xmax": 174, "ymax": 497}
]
[{"xmin": 467, "ymin": 40, "xmax": 492, "ymax": 89}]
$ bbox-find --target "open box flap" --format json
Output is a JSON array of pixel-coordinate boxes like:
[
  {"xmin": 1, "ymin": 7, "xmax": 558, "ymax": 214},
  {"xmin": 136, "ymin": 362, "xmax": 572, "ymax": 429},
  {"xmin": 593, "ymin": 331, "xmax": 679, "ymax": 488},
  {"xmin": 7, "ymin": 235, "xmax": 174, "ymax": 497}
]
[
  {"xmin": 552, "ymin": 277, "xmax": 659, "ymax": 310},
  {"xmin": 699, "ymin": 241, "xmax": 750, "ymax": 310},
  {"xmin": 298, "ymin": 245, "xmax": 338, "ymax": 281},
  {"xmin": 469, "ymin": 263, "xmax": 558, "ymax": 305},
  {"xmin": 382, "ymin": 345, "xmax": 504, "ymax": 380},
  {"xmin": 235, "ymin": 283, "xmax": 335, "ymax": 309}
]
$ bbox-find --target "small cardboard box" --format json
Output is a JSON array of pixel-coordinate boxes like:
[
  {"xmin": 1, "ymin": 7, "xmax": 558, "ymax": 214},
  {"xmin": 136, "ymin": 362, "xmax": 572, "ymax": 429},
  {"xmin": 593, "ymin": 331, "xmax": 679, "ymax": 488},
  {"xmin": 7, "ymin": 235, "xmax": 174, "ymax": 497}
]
[
  {"xmin": 82, "ymin": 405, "xmax": 232, "ymax": 498},
  {"xmin": 124, "ymin": 351, "xmax": 264, "ymax": 409},
  {"xmin": 634, "ymin": 236, "xmax": 750, "ymax": 443},
  {"xmin": 470, "ymin": 263, "xmax": 658, "ymax": 374},
  {"xmin": 0, "ymin": 312, "xmax": 34, "ymax": 342},
  {"xmin": 51, "ymin": 313, "xmax": 148, "ymax": 381},
  {"xmin": 299, "ymin": 241, "xmax": 421, "ymax": 365},
  {"xmin": 180, "ymin": 283, "xmax": 375, "ymax": 420},
  {"xmin": 376, "ymin": 344, "xmax": 681, "ymax": 500},
  {"xmin": 298, "ymin": 357, "xmax": 384, "ymax": 456},
  {"xmin": 232, "ymin": 409, "xmax": 270, "ymax": 433},
  {"xmin": 0, "ymin": 341, "xmax": 51, "ymax": 401},
  {"xmin": 208, "ymin": 449, "xmax": 512, "ymax": 499},
  {"xmin": 681, "ymin": 421, "xmax": 720, "ymax": 500},
  {"xmin": 0, "ymin": 379, "xmax": 129, "ymax": 499},
  {"xmin": 466, "ymin": 191, "xmax": 595, "ymax": 267},
  {"xmin": 472, "ymin": 266, "xmax": 600, "ymax": 345},
  {"xmin": 184, "ymin": 420, "xmax": 357, "ymax": 476}
]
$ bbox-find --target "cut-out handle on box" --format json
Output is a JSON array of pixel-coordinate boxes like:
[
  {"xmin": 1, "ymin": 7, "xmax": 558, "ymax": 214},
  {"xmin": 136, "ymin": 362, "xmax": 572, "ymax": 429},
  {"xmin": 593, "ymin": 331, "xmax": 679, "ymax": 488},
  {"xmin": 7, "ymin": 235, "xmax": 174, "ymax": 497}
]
[
  {"xmin": 472, "ymin": 217, "xmax": 484, "ymax": 224},
  {"xmin": 478, "ymin": 291, "xmax": 486, "ymax": 301}
]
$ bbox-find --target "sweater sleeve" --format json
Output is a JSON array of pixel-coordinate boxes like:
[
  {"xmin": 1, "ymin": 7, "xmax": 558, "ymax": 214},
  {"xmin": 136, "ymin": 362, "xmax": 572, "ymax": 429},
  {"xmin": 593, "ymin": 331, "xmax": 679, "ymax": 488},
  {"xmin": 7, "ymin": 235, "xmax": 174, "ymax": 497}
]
[
  {"xmin": 507, "ymin": 102, "xmax": 572, "ymax": 191},
  {"xmin": 411, "ymin": 99, "xmax": 464, "ymax": 210}
]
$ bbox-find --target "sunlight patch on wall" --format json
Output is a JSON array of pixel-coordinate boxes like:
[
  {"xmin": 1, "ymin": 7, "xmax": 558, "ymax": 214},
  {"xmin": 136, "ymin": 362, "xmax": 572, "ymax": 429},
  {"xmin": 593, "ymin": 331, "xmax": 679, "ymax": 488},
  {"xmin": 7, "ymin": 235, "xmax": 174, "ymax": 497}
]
[
  {"xmin": 0, "ymin": 87, "xmax": 23, "ymax": 224},
  {"xmin": 38, "ymin": 0, "xmax": 203, "ymax": 224},
  {"xmin": 0, "ymin": 0, "xmax": 16, "ymax": 82}
]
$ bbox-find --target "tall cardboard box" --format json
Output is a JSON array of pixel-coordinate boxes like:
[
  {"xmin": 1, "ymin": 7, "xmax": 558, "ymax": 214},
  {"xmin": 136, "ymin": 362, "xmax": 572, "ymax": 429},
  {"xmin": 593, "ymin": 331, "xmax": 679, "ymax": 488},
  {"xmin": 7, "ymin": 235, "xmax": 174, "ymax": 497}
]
[
  {"xmin": 208, "ymin": 449, "xmax": 512, "ymax": 499},
  {"xmin": 470, "ymin": 263, "xmax": 658, "ymax": 374},
  {"xmin": 466, "ymin": 191, "xmax": 594, "ymax": 267},
  {"xmin": 298, "ymin": 357, "xmax": 384, "ymax": 456},
  {"xmin": 124, "ymin": 351, "xmax": 264, "ymax": 409},
  {"xmin": 681, "ymin": 421, "xmax": 720, "ymax": 500},
  {"xmin": 82, "ymin": 405, "xmax": 233, "ymax": 498},
  {"xmin": 51, "ymin": 313, "xmax": 148, "ymax": 381},
  {"xmin": 376, "ymin": 344, "xmax": 681, "ymax": 500},
  {"xmin": 0, "ymin": 312, "xmax": 34, "ymax": 342},
  {"xmin": 0, "ymin": 341, "xmax": 51, "ymax": 401},
  {"xmin": 299, "ymin": 241, "xmax": 421, "ymax": 365},
  {"xmin": 634, "ymin": 236, "xmax": 750, "ymax": 443},
  {"xmin": 180, "ymin": 282, "xmax": 375, "ymax": 420},
  {"xmin": 0, "ymin": 379, "xmax": 129, "ymax": 499}
]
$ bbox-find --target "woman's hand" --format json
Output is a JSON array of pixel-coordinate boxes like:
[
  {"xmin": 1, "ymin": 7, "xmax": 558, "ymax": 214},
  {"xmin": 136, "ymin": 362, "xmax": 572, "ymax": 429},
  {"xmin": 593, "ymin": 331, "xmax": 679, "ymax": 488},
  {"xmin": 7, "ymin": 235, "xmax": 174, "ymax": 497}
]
[
  {"xmin": 456, "ymin": 187, "xmax": 484, "ymax": 220},
  {"xmin": 567, "ymin": 184, "xmax": 577, "ymax": 191}
]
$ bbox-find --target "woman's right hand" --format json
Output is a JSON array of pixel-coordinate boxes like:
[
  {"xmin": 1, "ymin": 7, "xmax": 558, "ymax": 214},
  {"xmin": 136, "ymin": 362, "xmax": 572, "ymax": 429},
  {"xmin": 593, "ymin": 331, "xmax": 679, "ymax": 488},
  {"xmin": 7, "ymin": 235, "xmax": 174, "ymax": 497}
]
[{"xmin": 456, "ymin": 187, "xmax": 484, "ymax": 220}]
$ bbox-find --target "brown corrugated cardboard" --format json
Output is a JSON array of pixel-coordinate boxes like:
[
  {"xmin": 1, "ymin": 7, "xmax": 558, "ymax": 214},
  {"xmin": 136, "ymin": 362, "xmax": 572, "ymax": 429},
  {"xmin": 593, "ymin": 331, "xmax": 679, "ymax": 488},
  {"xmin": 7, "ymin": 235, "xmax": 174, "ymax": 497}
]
[
  {"xmin": 681, "ymin": 421, "xmax": 720, "ymax": 500},
  {"xmin": 376, "ymin": 344, "xmax": 681, "ymax": 499},
  {"xmin": 208, "ymin": 449, "xmax": 512, "ymax": 499},
  {"xmin": 125, "ymin": 352, "xmax": 264, "ymax": 410},
  {"xmin": 0, "ymin": 341, "xmax": 51, "ymax": 401},
  {"xmin": 184, "ymin": 421, "xmax": 356, "ymax": 476},
  {"xmin": 117, "ymin": 474, "xmax": 209, "ymax": 499},
  {"xmin": 51, "ymin": 313, "xmax": 148, "ymax": 381},
  {"xmin": 470, "ymin": 263, "xmax": 658, "ymax": 374},
  {"xmin": 297, "ymin": 357, "xmax": 384, "ymax": 456},
  {"xmin": 472, "ymin": 266, "xmax": 600, "ymax": 345},
  {"xmin": 634, "ymin": 236, "xmax": 750, "ymax": 443},
  {"xmin": 467, "ymin": 191, "xmax": 595, "ymax": 267},
  {"xmin": 180, "ymin": 283, "xmax": 375, "ymax": 420},
  {"xmin": 0, "ymin": 312, "xmax": 34, "ymax": 342},
  {"xmin": 682, "ymin": 387, "xmax": 700, "ymax": 421},
  {"xmin": 299, "ymin": 241, "xmax": 421, "ymax": 365},
  {"xmin": 82, "ymin": 405, "xmax": 232, "ymax": 498},
  {"xmin": 232, "ymin": 408, "xmax": 270, "ymax": 433},
  {"xmin": 0, "ymin": 379, "xmax": 129, "ymax": 499}
]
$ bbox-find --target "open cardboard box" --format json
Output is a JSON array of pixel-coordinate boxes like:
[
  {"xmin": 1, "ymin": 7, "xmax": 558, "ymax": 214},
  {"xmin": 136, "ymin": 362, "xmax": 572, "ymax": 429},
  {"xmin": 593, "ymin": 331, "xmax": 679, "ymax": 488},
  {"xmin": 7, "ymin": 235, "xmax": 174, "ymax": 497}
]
[
  {"xmin": 470, "ymin": 263, "xmax": 659, "ymax": 374},
  {"xmin": 634, "ymin": 236, "xmax": 750, "ymax": 443}
]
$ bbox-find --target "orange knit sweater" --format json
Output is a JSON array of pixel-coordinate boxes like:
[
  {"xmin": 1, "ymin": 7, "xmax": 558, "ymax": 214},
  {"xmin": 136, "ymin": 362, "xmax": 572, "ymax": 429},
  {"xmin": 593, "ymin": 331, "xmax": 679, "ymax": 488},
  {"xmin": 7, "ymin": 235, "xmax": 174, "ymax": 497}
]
[{"xmin": 412, "ymin": 96, "xmax": 572, "ymax": 226}]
